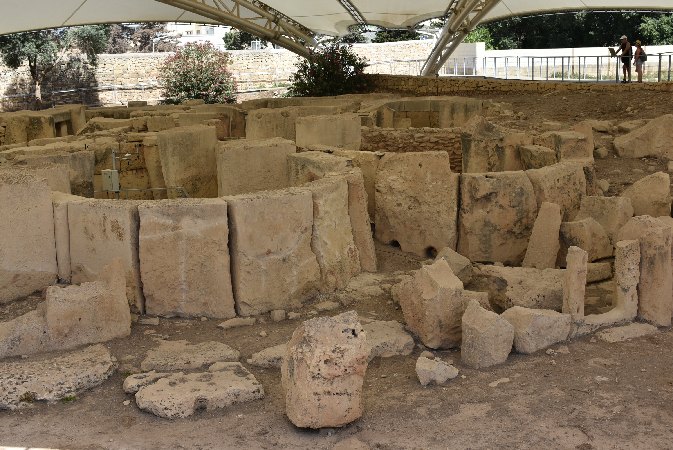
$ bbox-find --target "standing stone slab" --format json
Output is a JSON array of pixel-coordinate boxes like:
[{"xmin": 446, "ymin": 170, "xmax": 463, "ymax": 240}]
[
  {"xmin": 458, "ymin": 171, "xmax": 538, "ymax": 265},
  {"xmin": 0, "ymin": 170, "xmax": 57, "ymax": 303},
  {"xmin": 68, "ymin": 199, "xmax": 144, "ymax": 312},
  {"xmin": 563, "ymin": 246, "xmax": 587, "ymax": 321},
  {"xmin": 287, "ymin": 151, "xmax": 351, "ymax": 186},
  {"xmin": 501, "ymin": 306, "xmax": 571, "ymax": 354},
  {"xmin": 332, "ymin": 150, "xmax": 381, "ymax": 220},
  {"xmin": 523, "ymin": 202, "xmax": 562, "ymax": 269},
  {"xmin": 621, "ymin": 172, "xmax": 671, "ymax": 217},
  {"xmin": 227, "ymin": 188, "xmax": 320, "ymax": 316},
  {"xmin": 282, "ymin": 311, "xmax": 368, "ymax": 429},
  {"xmin": 305, "ymin": 177, "xmax": 361, "ymax": 293},
  {"xmin": 138, "ymin": 199, "xmax": 235, "ymax": 319},
  {"xmin": 295, "ymin": 114, "xmax": 361, "ymax": 150},
  {"xmin": 525, "ymin": 162, "xmax": 587, "ymax": 221},
  {"xmin": 613, "ymin": 240, "xmax": 640, "ymax": 320},
  {"xmin": 461, "ymin": 301, "xmax": 514, "ymax": 369},
  {"xmin": 376, "ymin": 152, "xmax": 459, "ymax": 257},
  {"xmin": 52, "ymin": 192, "xmax": 86, "ymax": 282}
]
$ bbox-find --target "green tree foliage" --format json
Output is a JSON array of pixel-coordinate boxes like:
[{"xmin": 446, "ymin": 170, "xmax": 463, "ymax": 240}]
[
  {"xmin": 464, "ymin": 26, "xmax": 494, "ymax": 49},
  {"xmin": 0, "ymin": 26, "xmax": 110, "ymax": 105},
  {"xmin": 288, "ymin": 43, "xmax": 368, "ymax": 97},
  {"xmin": 159, "ymin": 42, "xmax": 236, "ymax": 104},
  {"xmin": 639, "ymin": 14, "xmax": 673, "ymax": 45},
  {"xmin": 222, "ymin": 29, "xmax": 269, "ymax": 50},
  {"xmin": 372, "ymin": 27, "xmax": 421, "ymax": 43},
  {"xmin": 106, "ymin": 23, "xmax": 177, "ymax": 53}
]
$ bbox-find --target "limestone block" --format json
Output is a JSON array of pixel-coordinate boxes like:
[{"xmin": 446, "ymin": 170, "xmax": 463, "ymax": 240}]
[
  {"xmin": 415, "ymin": 357, "xmax": 459, "ymax": 386},
  {"xmin": 0, "ymin": 344, "xmax": 115, "ymax": 410},
  {"xmin": 248, "ymin": 344, "xmax": 287, "ymax": 369},
  {"xmin": 618, "ymin": 216, "xmax": 673, "ymax": 326},
  {"xmin": 458, "ymin": 171, "xmax": 537, "ymax": 265},
  {"xmin": 288, "ymin": 151, "xmax": 351, "ymax": 186},
  {"xmin": 363, "ymin": 320, "xmax": 414, "ymax": 361},
  {"xmin": 526, "ymin": 162, "xmax": 586, "ymax": 221},
  {"xmin": 68, "ymin": 199, "xmax": 144, "ymax": 312},
  {"xmin": 460, "ymin": 117, "xmax": 531, "ymax": 173},
  {"xmin": 520, "ymin": 145, "xmax": 557, "ymax": 170},
  {"xmin": 558, "ymin": 218, "xmax": 613, "ymax": 264},
  {"xmin": 227, "ymin": 188, "xmax": 320, "ymax": 316},
  {"xmin": 296, "ymin": 114, "xmax": 361, "ymax": 150},
  {"xmin": 26, "ymin": 162, "xmax": 71, "ymax": 193},
  {"xmin": 435, "ymin": 247, "xmax": 473, "ymax": 285},
  {"xmin": 613, "ymin": 240, "xmax": 640, "ymax": 320},
  {"xmin": 523, "ymin": 202, "xmax": 562, "ymax": 269},
  {"xmin": 135, "ymin": 364, "xmax": 264, "ymax": 419},
  {"xmin": 0, "ymin": 170, "xmax": 57, "ymax": 303},
  {"xmin": 394, "ymin": 260, "xmax": 489, "ymax": 349},
  {"xmin": 471, "ymin": 265, "xmax": 565, "ymax": 312},
  {"xmin": 51, "ymin": 192, "xmax": 86, "ymax": 282},
  {"xmin": 327, "ymin": 170, "xmax": 377, "ymax": 273},
  {"xmin": 587, "ymin": 262, "xmax": 613, "ymax": 283},
  {"xmin": 332, "ymin": 149, "xmax": 381, "ymax": 220},
  {"xmin": 0, "ymin": 308, "xmax": 48, "ymax": 359},
  {"xmin": 141, "ymin": 340, "xmax": 240, "ymax": 372},
  {"xmin": 157, "ymin": 125, "xmax": 218, "ymax": 198},
  {"xmin": 281, "ymin": 311, "xmax": 369, "ymax": 429},
  {"xmin": 576, "ymin": 196, "xmax": 634, "ymax": 243},
  {"xmin": 245, "ymin": 106, "xmax": 338, "ymax": 141},
  {"xmin": 596, "ymin": 323, "xmax": 658, "ymax": 343},
  {"xmin": 535, "ymin": 131, "xmax": 593, "ymax": 160},
  {"xmin": 461, "ymin": 301, "xmax": 514, "ymax": 369},
  {"xmin": 614, "ymin": 114, "xmax": 673, "ymax": 158},
  {"xmin": 376, "ymin": 152, "xmax": 459, "ymax": 257},
  {"xmin": 138, "ymin": 199, "xmax": 235, "ymax": 319},
  {"xmin": 217, "ymin": 138, "xmax": 296, "ymax": 196},
  {"xmin": 621, "ymin": 172, "xmax": 671, "ymax": 217},
  {"xmin": 501, "ymin": 306, "xmax": 571, "ymax": 354},
  {"xmin": 563, "ymin": 246, "xmax": 587, "ymax": 321},
  {"xmin": 305, "ymin": 177, "xmax": 361, "ymax": 292}
]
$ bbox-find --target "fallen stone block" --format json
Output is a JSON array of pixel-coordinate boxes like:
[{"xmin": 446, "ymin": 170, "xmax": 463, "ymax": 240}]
[
  {"xmin": 596, "ymin": 323, "xmax": 658, "ymax": 343},
  {"xmin": 138, "ymin": 199, "xmax": 235, "ymax": 319},
  {"xmin": 288, "ymin": 151, "xmax": 351, "ymax": 186},
  {"xmin": 0, "ymin": 169, "xmax": 57, "ymax": 303},
  {"xmin": 0, "ymin": 344, "xmax": 115, "ymax": 410},
  {"xmin": 522, "ymin": 202, "xmax": 562, "ymax": 269},
  {"xmin": 576, "ymin": 196, "xmax": 634, "ymax": 244},
  {"xmin": 535, "ymin": 131, "xmax": 593, "ymax": 160},
  {"xmin": 376, "ymin": 152, "xmax": 459, "ymax": 257},
  {"xmin": 461, "ymin": 301, "xmax": 514, "ymax": 369},
  {"xmin": 415, "ymin": 357, "xmax": 459, "ymax": 386},
  {"xmin": 621, "ymin": 172, "xmax": 671, "ymax": 217},
  {"xmin": 458, "ymin": 171, "xmax": 537, "ymax": 265},
  {"xmin": 226, "ymin": 188, "xmax": 320, "ymax": 316},
  {"xmin": 247, "ymin": 344, "xmax": 287, "ymax": 369},
  {"xmin": 296, "ymin": 113, "xmax": 361, "ymax": 150},
  {"xmin": 140, "ymin": 340, "xmax": 240, "ymax": 372},
  {"xmin": 363, "ymin": 320, "xmax": 414, "ymax": 361},
  {"xmin": 135, "ymin": 363, "xmax": 264, "ymax": 419},
  {"xmin": 501, "ymin": 306, "xmax": 571, "ymax": 354},
  {"xmin": 558, "ymin": 218, "xmax": 613, "ymax": 264},
  {"xmin": 281, "ymin": 311, "xmax": 368, "ymax": 429},
  {"xmin": 614, "ymin": 114, "xmax": 673, "ymax": 158},
  {"xmin": 520, "ymin": 144, "xmax": 557, "ymax": 170},
  {"xmin": 471, "ymin": 265, "xmax": 565, "ymax": 312},
  {"xmin": 435, "ymin": 246, "xmax": 474, "ymax": 285},
  {"xmin": 525, "ymin": 162, "xmax": 586, "ymax": 221}
]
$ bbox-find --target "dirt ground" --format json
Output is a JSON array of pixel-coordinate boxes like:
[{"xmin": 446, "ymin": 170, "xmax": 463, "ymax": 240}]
[{"xmin": 2, "ymin": 89, "xmax": 673, "ymax": 450}]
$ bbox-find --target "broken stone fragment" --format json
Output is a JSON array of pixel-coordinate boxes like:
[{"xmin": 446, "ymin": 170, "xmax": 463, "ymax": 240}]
[
  {"xmin": 501, "ymin": 306, "xmax": 571, "ymax": 354},
  {"xmin": 415, "ymin": 357, "xmax": 459, "ymax": 386},
  {"xmin": 218, "ymin": 317, "xmax": 256, "ymax": 329},
  {"xmin": 363, "ymin": 320, "xmax": 414, "ymax": 361},
  {"xmin": 461, "ymin": 301, "xmax": 514, "ymax": 369},
  {"xmin": 247, "ymin": 343, "xmax": 287, "ymax": 369},
  {"xmin": 575, "ymin": 196, "xmax": 634, "ymax": 244},
  {"xmin": 620, "ymin": 172, "xmax": 671, "ymax": 217},
  {"xmin": 435, "ymin": 247, "xmax": 474, "ymax": 284},
  {"xmin": 558, "ymin": 217, "xmax": 612, "ymax": 264}
]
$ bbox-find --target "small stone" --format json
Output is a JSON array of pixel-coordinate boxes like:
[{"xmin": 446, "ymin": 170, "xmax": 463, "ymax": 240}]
[
  {"xmin": 200, "ymin": 317, "xmax": 208, "ymax": 322},
  {"xmin": 415, "ymin": 357, "xmax": 459, "ymax": 386},
  {"xmin": 248, "ymin": 344, "xmax": 287, "ymax": 369},
  {"xmin": 270, "ymin": 310, "xmax": 286, "ymax": 322},
  {"xmin": 139, "ymin": 317, "xmax": 160, "ymax": 326},
  {"xmin": 259, "ymin": 331, "xmax": 268, "ymax": 338},
  {"xmin": 218, "ymin": 317, "xmax": 256, "ymax": 330},
  {"xmin": 420, "ymin": 351, "xmax": 435, "ymax": 359},
  {"xmin": 668, "ymin": 161, "xmax": 673, "ymax": 173},
  {"xmin": 123, "ymin": 400, "xmax": 131, "ymax": 406},
  {"xmin": 597, "ymin": 179, "xmax": 610, "ymax": 193},
  {"xmin": 595, "ymin": 376, "xmax": 610, "ymax": 383},
  {"xmin": 594, "ymin": 147, "xmax": 609, "ymax": 159},
  {"xmin": 288, "ymin": 312, "xmax": 300, "ymax": 320},
  {"xmin": 488, "ymin": 378, "xmax": 510, "ymax": 388},
  {"xmin": 555, "ymin": 345, "xmax": 570, "ymax": 354}
]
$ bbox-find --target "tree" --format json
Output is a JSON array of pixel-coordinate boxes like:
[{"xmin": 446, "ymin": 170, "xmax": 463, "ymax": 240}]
[
  {"xmin": 464, "ymin": 26, "xmax": 494, "ymax": 49},
  {"xmin": 372, "ymin": 27, "xmax": 421, "ymax": 43},
  {"xmin": 287, "ymin": 43, "xmax": 368, "ymax": 97},
  {"xmin": 639, "ymin": 14, "xmax": 673, "ymax": 45},
  {"xmin": 222, "ymin": 29, "xmax": 268, "ymax": 50},
  {"xmin": 159, "ymin": 42, "xmax": 237, "ymax": 104},
  {"xmin": 106, "ymin": 23, "xmax": 177, "ymax": 53},
  {"xmin": 0, "ymin": 26, "xmax": 110, "ymax": 106}
]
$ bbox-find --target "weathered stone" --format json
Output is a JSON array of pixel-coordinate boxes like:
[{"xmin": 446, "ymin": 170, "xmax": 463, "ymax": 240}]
[
  {"xmin": 287, "ymin": 151, "xmax": 351, "ymax": 186},
  {"xmin": 435, "ymin": 247, "xmax": 473, "ymax": 284},
  {"xmin": 522, "ymin": 202, "xmax": 562, "ymax": 269},
  {"xmin": 614, "ymin": 114, "xmax": 673, "ymax": 158},
  {"xmin": 217, "ymin": 138, "xmax": 295, "ymax": 196},
  {"xmin": 331, "ymin": 149, "xmax": 381, "ymax": 220},
  {"xmin": 621, "ymin": 172, "xmax": 671, "ymax": 217},
  {"xmin": 218, "ymin": 317, "xmax": 256, "ymax": 329},
  {"xmin": 587, "ymin": 262, "xmax": 613, "ymax": 283},
  {"xmin": 535, "ymin": 131, "xmax": 593, "ymax": 160},
  {"xmin": 461, "ymin": 301, "xmax": 514, "ymax": 369},
  {"xmin": 248, "ymin": 344, "xmax": 287, "ymax": 369},
  {"xmin": 526, "ymin": 162, "xmax": 586, "ymax": 221},
  {"xmin": 576, "ymin": 196, "xmax": 634, "ymax": 243},
  {"xmin": 415, "ymin": 357, "xmax": 459, "ymax": 386},
  {"xmin": 458, "ymin": 171, "xmax": 538, "ymax": 265},
  {"xmin": 69, "ymin": 199, "xmax": 144, "ymax": 312},
  {"xmin": 460, "ymin": 118, "xmax": 530, "ymax": 172},
  {"xmin": 270, "ymin": 310, "xmax": 286, "ymax": 322},
  {"xmin": 558, "ymin": 218, "xmax": 613, "ymax": 264},
  {"xmin": 51, "ymin": 191, "xmax": 85, "ymax": 283},
  {"xmin": 245, "ymin": 106, "xmax": 339, "ymax": 141},
  {"xmin": 471, "ymin": 265, "xmax": 564, "ymax": 312},
  {"xmin": 0, "ymin": 344, "xmax": 116, "ymax": 410},
  {"xmin": 295, "ymin": 114, "xmax": 361, "ymax": 150},
  {"xmin": 281, "ymin": 311, "xmax": 368, "ymax": 429},
  {"xmin": 0, "ymin": 170, "xmax": 57, "ymax": 303},
  {"xmin": 563, "ymin": 246, "xmax": 587, "ymax": 321},
  {"xmin": 596, "ymin": 323, "xmax": 658, "ymax": 343},
  {"xmin": 501, "ymin": 306, "xmax": 571, "ymax": 354},
  {"xmin": 135, "ymin": 363, "xmax": 264, "ymax": 419},
  {"xmin": 140, "ymin": 340, "xmax": 240, "ymax": 372},
  {"xmin": 376, "ymin": 152, "xmax": 459, "ymax": 257},
  {"xmin": 123, "ymin": 371, "xmax": 171, "ymax": 394},
  {"xmin": 305, "ymin": 177, "xmax": 361, "ymax": 292},
  {"xmin": 520, "ymin": 145, "xmax": 557, "ymax": 169},
  {"xmin": 363, "ymin": 320, "xmax": 414, "ymax": 361},
  {"xmin": 138, "ymin": 199, "xmax": 235, "ymax": 319},
  {"xmin": 226, "ymin": 188, "xmax": 320, "ymax": 316},
  {"xmin": 612, "ymin": 240, "xmax": 640, "ymax": 321}
]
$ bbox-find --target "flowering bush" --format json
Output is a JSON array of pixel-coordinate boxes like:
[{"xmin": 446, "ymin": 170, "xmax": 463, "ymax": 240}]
[
  {"xmin": 159, "ymin": 42, "xmax": 236, "ymax": 104},
  {"xmin": 288, "ymin": 43, "xmax": 368, "ymax": 97}
]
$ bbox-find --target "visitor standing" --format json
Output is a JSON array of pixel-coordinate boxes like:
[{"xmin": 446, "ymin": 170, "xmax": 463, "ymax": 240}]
[
  {"xmin": 615, "ymin": 35, "xmax": 632, "ymax": 83},
  {"xmin": 633, "ymin": 40, "xmax": 646, "ymax": 83}
]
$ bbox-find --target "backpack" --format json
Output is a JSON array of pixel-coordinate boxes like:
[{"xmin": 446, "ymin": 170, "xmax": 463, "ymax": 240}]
[{"xmin": 640, "ymin": 50, "xmax": 647, "ymax": 62}]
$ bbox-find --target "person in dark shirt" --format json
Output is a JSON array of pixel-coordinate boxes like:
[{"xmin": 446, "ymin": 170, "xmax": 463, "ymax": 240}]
[{"xmin": 615, "ymin": 35, "xmax": 632, "ymax": 83}]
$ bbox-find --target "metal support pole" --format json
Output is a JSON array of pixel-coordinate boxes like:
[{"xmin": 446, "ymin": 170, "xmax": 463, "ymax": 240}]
[
  {"xmin": 669, "ymin": 55, "xmax": 672, "ymax": 81},
  {"xmin": 596, "ymin": 56, "xmax": 600, "ymax": 81},
  {"xmin": 658, "ymin": 54, "xmax": 663, "ymax": 82},
  {"xmin": 531, "ymin": 57, "xmax": 535, "ymax": 81},
  {"xmin": 561, "ymin": 57, "xmax": 565, "ymax": 81}
]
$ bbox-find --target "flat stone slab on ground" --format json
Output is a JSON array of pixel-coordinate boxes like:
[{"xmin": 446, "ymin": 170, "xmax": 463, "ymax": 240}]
[
  {"xmin": 134, "ymin": 362, "xmax": 264, "ymax": 419},
  {"xmin": 140, "ymin": 340, "xmax": 240, "ymax": 371},
  {"xmin": 247, "ymin": 344, "xmax": 287, "ymax": 369},
  {"xmin": 0, "ymin": 344, "xmax": 116, "ymax": 410},
  {"xmin": 596, "ymin": 323, "xmax": 659, "ymax": 343},
  {"xmin": 415, "ymin": 357, "xmax": 459, "ymax": 386},
  {"xmin": 363, "ymin": 320, "xmax": 414, "ymax": 361}
]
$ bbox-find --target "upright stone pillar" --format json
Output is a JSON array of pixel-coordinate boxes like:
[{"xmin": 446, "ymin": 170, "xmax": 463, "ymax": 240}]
[
  {"xmin": 613, "ymin": 240, "xmax": 640, "ymax": 321},
  {"xmin": 638, "ymin": 227, "xmax": 673, "ymax": 326},
  {"xmin": 563, "ymin": 246, "xmax": 587, "ymax": 321}
]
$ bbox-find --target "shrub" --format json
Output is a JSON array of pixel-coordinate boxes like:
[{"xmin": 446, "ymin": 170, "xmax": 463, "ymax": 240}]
[
  {"xmin": 288, "ymin": 43, "xmax": 368, "ymax": 97},
  {"xmin": 159, "ymin": 42, "xmax": 237, "ymax": 104}
]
